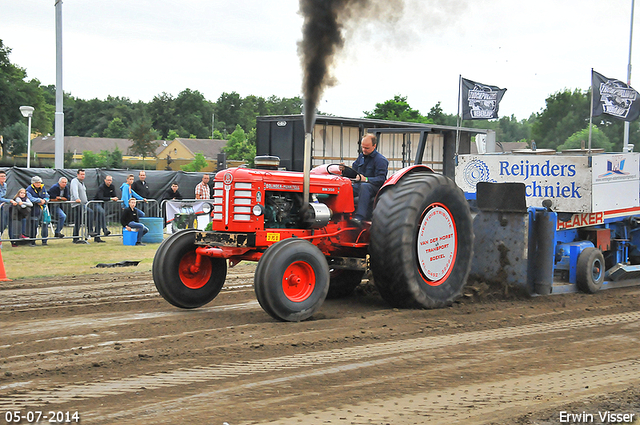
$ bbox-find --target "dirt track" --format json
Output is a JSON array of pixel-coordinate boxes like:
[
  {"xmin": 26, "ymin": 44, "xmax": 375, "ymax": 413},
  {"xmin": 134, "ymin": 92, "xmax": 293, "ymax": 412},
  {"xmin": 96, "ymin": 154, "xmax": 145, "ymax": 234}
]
[{"xmin": 1, "ymin": 265, "xmax": 640, "ymax": 425}]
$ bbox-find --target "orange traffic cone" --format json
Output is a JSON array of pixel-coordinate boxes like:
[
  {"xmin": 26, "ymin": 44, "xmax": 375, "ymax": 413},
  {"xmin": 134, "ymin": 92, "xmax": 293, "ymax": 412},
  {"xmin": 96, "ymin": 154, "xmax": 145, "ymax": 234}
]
[{"xmin": 0, "ymin": 246, "xmax": 11, "ymax": 281}]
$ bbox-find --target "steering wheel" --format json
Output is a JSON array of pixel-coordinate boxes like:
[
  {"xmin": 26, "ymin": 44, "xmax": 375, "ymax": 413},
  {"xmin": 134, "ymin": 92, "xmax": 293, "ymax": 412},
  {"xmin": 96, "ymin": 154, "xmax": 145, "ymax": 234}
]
[{"xmin": 326, "ymin": 163, "xmax": 359, "ymax": 180}]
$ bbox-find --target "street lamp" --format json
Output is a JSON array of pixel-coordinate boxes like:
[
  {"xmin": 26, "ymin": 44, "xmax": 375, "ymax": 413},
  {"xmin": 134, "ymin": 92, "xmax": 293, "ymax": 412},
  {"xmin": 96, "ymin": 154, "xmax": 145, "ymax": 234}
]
[{"xmin": 20, "ymin": 106, "xmax": 34, "ymax": 168}]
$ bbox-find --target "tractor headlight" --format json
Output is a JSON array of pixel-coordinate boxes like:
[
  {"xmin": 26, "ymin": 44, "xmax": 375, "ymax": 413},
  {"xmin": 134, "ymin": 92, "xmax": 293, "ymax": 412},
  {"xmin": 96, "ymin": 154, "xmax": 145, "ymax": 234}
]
[
  {"xmin": 202, "ymin": 203, "xmax": 212, "ymax": 214},
  {"xmin": 252, "ymin": 204, "xmax": 264, "ymax": 216}
]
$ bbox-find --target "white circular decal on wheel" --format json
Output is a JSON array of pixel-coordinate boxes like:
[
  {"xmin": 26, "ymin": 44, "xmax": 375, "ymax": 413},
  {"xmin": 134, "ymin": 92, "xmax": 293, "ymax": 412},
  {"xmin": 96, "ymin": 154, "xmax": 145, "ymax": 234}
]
[{"xmin": 417, "ymin": 204, "xmax": 457, "ymax": 283}]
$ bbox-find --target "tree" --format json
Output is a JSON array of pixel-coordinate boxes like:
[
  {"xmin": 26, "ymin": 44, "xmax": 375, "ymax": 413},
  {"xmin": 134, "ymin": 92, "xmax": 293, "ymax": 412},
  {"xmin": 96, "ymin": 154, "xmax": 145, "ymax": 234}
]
[
  {"xmin": 0, "ymin": 40, "xmax": 53, "ymax": 137},
  {"xmin": 214, "ymin": 91, "xmax": 244, "ymax": 135},
  {"xmin": 557, "ymin": 126, "xmax": 613, "ymax": 152},
  {"xmin": 103, "ymin": 117, "xmax": 128, "ymax": 138},
  {"xmin": 223, "ymin": 125, "xmax": 256, "ymax": 166},
  {"xmin": 181, "ymin": 152, "xmax": 209, "ymax": 172},
  {"xmin": 148, "ymin": 92, "xmax": 177, "ymax": 139},
  {"xmin": 174, "ymin": 88, "xmax": 214, "ymax": 139},
  {"xmin": 426, "ymin": 102, "xmax": 457, "ymax": 126},
  {"xmin": 531, "ymin": 89, "xmax": 590, "ymax": 149},
  {"xmin": 364, "ymin": 95, "xmax": 431, "ymax": 123},
  {"xmin": 166, "ymin": 129, "xmax": 180, "ymax": 141},
  {"xmin": 128, "ymin": 119, "xmax": 160, "ymax": 167},
  {"xmin": 110, "ymin": 146, "xmax": 123, "ymax": 168},
  {"xmin": 1, "ymin": 121, "xmax": 27, "ymax": 157}
]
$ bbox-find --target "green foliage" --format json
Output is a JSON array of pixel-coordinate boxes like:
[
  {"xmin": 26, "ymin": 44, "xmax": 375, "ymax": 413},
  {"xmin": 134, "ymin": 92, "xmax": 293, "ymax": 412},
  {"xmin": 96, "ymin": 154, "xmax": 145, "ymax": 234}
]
[
  {"xmin": 213, "ymin": 129, "xmax": 224, "ymax": 140},
  {"xmin": 223, "ymin": 124, "xmax": 256, "ymax": 166},
  {"xmin": 80, "ymin": 147, "xmax": 124, "ymax": 168},
  {"xmin": 531, "ymin": 89, "xmax": 590, "ymax": 149},
  {"xmin": 426, "ymin": 102, "xmax": 457, "ymax": 126},
  {"xmin": 0, "ymin": 40, "xmax": 53, "ymax": 136},
  {"xmin": 1, "ymin": 121, "xmax": 27, "ymax": 156},
  {"xmin": 64, "ymin": 150, "xmax": 75, "ymax": 168},
  {"xmin": 213, "ymin": 92, "xmax": 302, "ymax": 135},
  {"xmin": 181, "ymin": 152, "xmax": 209, "ymax": 172},
  {"xmin": 128, "ymin": 119, "xmax": 160, "ymax": 163},
  {"xmin": 103, "ymin": 117, "xmax": 128, "ymax": 138},
  {"xmin": 557, "ymin": 126, "xmax": 613, "ymax": 152},
  {"xmin": 110, "ymin": 146, "xmax": 123, "ymax": 168},
  {"xmin": 364, "ymin": 95, "xmax": 431, "ymax": 123},
  {"xmin": 166, "ymin": 129, "xmax": 179, "ymax": 141}
]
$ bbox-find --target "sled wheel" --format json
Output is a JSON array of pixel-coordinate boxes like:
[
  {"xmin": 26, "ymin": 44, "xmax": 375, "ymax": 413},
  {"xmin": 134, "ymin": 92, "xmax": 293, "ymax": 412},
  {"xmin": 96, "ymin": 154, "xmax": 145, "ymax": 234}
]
[
  {"xmin": 254, "ymin": 238, "xmax": 329, "ymax": 322},
  {"xmin": 370, "ymin": 171, "xmax": 473, "ymax": 308},
  {"xmin": 153, "ymin": 229, "xmax": 226, "ymax": 308},
  {"xmin": 326, "ymin": 269, "xmax": 364, "ymax": 299},
  {"xmin": 576, "ymin": 247, "xmax": 605, "ymax": 293}
]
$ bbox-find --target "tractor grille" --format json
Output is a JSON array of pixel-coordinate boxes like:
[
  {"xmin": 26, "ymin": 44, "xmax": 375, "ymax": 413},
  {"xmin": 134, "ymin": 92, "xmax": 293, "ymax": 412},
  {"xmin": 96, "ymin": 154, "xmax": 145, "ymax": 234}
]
[{"xmin": 211, "ymin": 181, "xmax": 254, "ymax": 225}]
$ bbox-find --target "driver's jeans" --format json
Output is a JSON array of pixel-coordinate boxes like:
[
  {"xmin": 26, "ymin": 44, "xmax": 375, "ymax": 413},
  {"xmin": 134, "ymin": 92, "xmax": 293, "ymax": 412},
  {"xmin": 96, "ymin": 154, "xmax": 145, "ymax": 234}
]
[{"xmin": 352, "ymin": 182, "xmax": 378, "ymax": 221}]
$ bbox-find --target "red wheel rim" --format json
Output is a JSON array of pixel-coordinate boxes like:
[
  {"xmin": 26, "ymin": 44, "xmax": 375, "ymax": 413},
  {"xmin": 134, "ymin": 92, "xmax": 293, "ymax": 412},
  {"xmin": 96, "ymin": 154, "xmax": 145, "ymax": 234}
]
[
  {"xmin": 178, "ymin": 251, "xmax": 213, "ymax": 289},
  {"xmin": 282, "ymin": 261, "xmax": 316, "ymax": 302},
  {"xmin": 416, "ymin": 203, "xmax": 458, "ymax": 287}
]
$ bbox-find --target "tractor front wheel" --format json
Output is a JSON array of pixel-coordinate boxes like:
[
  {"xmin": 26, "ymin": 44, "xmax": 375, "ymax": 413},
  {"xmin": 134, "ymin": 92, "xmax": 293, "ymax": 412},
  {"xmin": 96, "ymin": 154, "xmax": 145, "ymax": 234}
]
[
  {"xmin": 370, "ymin": 171, "xmax": 473, "ymax": 308},
  {"xmin": 153, "ymin": 230, "xmax": 226, "ymax": 308},
  {"xmin": 254, "ymin": 238, "xmax": 329, "ymax": 322}
]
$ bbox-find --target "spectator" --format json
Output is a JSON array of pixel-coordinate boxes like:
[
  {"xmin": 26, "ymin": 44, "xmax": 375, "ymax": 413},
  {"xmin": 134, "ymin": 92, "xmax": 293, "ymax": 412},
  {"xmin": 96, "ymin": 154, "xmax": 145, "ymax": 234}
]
[
  {"xmin": 132, "ymin": 170, "xmax": 151, "ymax": 215},
  {"xmin": 26, "ymin": 176, "xmax": 50, "ymax": 246},
  {"xmin": 48, "ymin": 177, "xmax": 70, "ymax": 238},
  {"xmin": 131, "ymin": 170, "xmax": 150, "ymax": 198},
  {"xmin": 121, "ymin": 198, "xmax": 148, "ymax": 246},
  {"xmin": 0, "ymin": 170, "xmax": 18, "ymax": 242},
  {"xmin": 195, "ymin": 174, "xmax": 210, "ymax": 199},
  {"xmin": 120, "ymin": 174, "xmax": 146, "ymax": 207},
  {"xmin": 161, "ymin": 183, "xmax": 183, "ymax": 202},
  {"xmin": 11, "ymin": 188, "xmax": 32, "ymax": 247},
  {"xmin": 69, "ymin": 169, "xmax": 95, "ymax": 244},
  {"xmin": 92, "ymin": 175, "xmax": 119, "ymax": 243}
]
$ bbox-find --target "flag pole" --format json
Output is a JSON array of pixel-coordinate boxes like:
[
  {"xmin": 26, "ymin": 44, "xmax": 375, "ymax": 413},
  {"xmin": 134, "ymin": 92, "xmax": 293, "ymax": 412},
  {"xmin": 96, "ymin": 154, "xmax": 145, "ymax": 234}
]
[
  {"xmin": 589, "ymin": 68, "xmax": 594, "ymax": 155},
  {"xmin": 455, "ymin": 75, "xmax": 462, "ymax": 165},
  {"xmin": 624, "ymin": 0, "xmax": 635, "ymax": 152}
]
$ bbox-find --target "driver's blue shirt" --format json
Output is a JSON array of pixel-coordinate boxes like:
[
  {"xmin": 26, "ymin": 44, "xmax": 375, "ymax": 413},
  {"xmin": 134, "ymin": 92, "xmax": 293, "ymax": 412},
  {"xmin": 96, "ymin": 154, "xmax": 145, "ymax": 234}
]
[{"xmin": 352, "ymin": 149, "xmax": 389, "ymax": 190}]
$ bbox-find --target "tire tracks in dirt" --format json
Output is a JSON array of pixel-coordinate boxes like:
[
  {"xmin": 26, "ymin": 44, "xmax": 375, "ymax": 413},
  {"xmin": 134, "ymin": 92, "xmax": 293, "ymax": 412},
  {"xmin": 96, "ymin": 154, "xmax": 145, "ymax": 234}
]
[{"xmin": 2, "ymin": 311, "xmax": 639, "ymax": 424}]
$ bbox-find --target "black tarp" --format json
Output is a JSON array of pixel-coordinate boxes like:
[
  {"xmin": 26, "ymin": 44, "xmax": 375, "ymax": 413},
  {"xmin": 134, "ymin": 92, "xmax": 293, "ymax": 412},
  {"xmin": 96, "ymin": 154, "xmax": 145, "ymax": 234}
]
[{"xmin": 3, "ymin": 167, "xmax": 215, "ymax": 201}]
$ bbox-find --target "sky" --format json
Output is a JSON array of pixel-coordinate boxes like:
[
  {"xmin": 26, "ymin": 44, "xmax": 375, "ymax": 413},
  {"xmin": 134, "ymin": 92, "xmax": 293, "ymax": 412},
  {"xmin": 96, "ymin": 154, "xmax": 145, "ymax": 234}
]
[{"xmin": 1, "ymin": 0, "xmax": 639, "ymax": 122}]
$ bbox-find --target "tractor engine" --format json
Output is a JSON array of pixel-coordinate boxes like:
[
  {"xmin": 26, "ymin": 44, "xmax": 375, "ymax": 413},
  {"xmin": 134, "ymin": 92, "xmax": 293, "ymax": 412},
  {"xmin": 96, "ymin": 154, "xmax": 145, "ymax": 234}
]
[
  {"xmin": 210, "ymin": 165, "xmax": 353, "ymax": 234},
  {"xmin": 263, "ymin": 191, "xmax": 302, "ymax": 228}
]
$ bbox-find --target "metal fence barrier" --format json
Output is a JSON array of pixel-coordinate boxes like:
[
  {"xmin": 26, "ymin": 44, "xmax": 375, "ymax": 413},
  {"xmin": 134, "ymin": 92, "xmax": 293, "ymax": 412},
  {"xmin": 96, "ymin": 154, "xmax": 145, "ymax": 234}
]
[{"xmin": 0, "ymin": 199, "xmax": 160, "ymax": 245}]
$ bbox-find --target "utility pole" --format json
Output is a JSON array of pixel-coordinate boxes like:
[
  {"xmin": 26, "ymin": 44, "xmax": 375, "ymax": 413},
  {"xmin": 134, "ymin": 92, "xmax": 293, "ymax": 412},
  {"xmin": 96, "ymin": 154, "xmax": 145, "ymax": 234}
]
[{"xmin": 54, "ymin": 0, "xmax": 64, "ymax": 168}]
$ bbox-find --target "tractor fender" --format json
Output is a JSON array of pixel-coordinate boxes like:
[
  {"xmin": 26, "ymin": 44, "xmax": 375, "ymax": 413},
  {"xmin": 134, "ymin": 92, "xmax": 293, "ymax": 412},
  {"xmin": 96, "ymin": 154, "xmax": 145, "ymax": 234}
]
[{"xmin": 375, "ymin": 165, "xmax": 434, "ymax": 205}]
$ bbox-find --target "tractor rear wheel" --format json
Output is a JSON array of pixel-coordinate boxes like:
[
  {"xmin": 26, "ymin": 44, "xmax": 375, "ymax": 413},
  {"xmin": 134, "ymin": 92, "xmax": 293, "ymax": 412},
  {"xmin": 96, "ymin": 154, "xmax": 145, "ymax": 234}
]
[
  {"xmin": 370, "ymin": 171, "xmax": 473, "ymax": 308},
  {"xmin": 254, "ymin": 238, "xmax": 329, "ymax": 322},
  {"xmin": 153, "ymin": 229, "xmax": 226, "ymax": 308},
  {"xmin": 576, "ymin": 247, "xmax": 605, "ymax": 293},
  {"xmin": 327, "ymin": 269, "xmax": 364, "ymax": 298}
]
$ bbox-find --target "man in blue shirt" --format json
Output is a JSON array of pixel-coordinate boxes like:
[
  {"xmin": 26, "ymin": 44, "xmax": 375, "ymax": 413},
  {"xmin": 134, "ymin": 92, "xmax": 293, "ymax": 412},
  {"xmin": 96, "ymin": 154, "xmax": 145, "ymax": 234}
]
[{"xmin": 341, "ymin": 133, "xmax": 389, "ymax": 226}]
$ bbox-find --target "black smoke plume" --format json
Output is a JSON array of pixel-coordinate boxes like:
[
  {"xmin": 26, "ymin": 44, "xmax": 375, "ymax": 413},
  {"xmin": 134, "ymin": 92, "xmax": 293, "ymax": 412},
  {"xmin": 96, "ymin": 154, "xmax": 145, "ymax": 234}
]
[{"xmin": 298, "ymin": 0, "xmax": 404, "ymax": 132}]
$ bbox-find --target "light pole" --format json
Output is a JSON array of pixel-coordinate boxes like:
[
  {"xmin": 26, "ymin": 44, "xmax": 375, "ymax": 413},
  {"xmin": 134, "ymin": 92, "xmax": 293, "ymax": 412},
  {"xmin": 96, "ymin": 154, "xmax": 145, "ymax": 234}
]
[{"xmin": 20, "ymin": 106, "xmax": 34, "ymax": 168}]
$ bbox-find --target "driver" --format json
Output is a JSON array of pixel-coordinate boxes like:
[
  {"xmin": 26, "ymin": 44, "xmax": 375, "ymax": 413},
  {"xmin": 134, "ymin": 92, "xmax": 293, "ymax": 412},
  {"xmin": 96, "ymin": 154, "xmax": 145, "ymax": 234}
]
[{"xmin": 340, "ymin": 133, "xmax": 389, "ymax": 226}]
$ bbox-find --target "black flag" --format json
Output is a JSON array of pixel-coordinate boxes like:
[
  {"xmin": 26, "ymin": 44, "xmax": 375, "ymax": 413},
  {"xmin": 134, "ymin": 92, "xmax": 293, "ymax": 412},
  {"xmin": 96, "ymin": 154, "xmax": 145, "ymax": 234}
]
[
  {"xmin": 461, "ymin": 77, "xmax": 507, "ymax": 120},
  {"xmin": 592, "ymin": 70, "xmax": 640, "ymax": 122}
]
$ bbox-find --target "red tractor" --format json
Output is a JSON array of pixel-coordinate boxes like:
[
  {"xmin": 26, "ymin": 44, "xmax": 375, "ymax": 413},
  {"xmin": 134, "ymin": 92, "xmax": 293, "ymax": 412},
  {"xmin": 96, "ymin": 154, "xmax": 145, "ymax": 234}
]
[{"xmin": 153, "ymin": 155, "xmax": 474, "ymax": 321}]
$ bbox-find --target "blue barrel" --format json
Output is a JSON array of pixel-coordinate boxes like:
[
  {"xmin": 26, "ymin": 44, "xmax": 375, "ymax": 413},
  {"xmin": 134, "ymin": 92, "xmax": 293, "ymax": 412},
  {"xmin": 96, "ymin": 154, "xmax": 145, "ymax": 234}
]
[{"xmin": 139, "ymin": 217, "xmax": 164, "ymax": 243}]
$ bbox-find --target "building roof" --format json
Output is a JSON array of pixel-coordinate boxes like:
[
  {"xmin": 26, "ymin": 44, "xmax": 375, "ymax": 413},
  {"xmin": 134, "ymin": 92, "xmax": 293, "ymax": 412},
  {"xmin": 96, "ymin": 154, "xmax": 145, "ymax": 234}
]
[
  {"xmin": 160, "ymin": 138, "xmax": 227, "ymax": 159},
  {"xmin": 30, "ymin": 136, "xmax": 166, "ymax": 157}
]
